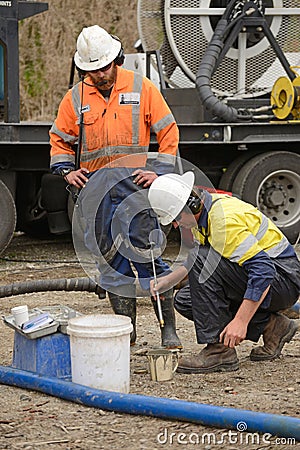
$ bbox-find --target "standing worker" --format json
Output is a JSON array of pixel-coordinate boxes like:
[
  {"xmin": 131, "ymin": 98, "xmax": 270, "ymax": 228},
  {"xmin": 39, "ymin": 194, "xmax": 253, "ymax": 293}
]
[
  {"xmin": 49, "ymin": 25, "xmax": 182, "ymax": 348},
  {"xmin": 148, "ymin": 172, "xmax": 300, "ymax": 372}
]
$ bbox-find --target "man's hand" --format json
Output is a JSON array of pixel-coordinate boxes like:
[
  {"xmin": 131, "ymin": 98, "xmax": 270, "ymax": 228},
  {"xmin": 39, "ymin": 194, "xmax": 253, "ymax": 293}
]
[
  {"xmin": 219, "ymin": 287, "xmax": 270, "ymax": 348},
  {"xmin": 65, "ymin": 168, "xmax": 89, "ymax": 188},
  {"xmin": 150, "ymin": 275, "xmax": 171, "ymax": 298},
  {"xmin": 132, "ymin": 169, "xmax": 158, "ymax": 187},
  {"xmin": 219, "ymin": 317, "xmax": 248, "ymax": 348},
  {"xmin": 150, "ymin": 266, "xmax": 189, "ymax": 298}
]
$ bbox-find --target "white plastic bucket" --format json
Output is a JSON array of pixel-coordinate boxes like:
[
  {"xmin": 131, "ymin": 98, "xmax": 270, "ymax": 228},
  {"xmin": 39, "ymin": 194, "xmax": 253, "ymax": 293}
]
[
  {"xmin": 67, "ymin": 314, "xmax": 133, "ymax": 393},
  {"xmin": 11, "ymin": 305, "xmax": 29, "ymax": 327}
]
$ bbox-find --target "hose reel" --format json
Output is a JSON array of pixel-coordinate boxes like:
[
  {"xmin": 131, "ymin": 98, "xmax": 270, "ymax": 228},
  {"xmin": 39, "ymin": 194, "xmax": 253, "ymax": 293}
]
[
  {"xmin": 271, "ymin": 73, "xmax": 300, "ymax": 119},
  {"xmin": 137, "ymin": 0, "xmax": 300, "ymax": 99}
]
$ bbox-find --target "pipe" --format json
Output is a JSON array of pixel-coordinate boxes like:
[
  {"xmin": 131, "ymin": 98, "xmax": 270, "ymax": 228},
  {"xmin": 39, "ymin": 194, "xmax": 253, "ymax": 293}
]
[
  {"xmin": 0, "ymin": 365, "xmax": 299, "ymax": 441},
  {"xmin": 0, "ymin": 277, "xmax": 107, "ymax": 299},
  {"xmin": 0, "ymin": 276, "xmax": 151, "ymax": 299}
]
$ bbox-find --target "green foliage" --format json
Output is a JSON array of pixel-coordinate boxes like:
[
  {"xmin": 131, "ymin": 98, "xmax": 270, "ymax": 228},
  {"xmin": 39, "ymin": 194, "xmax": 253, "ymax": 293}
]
[{"xmin": 18, "ymin": 0, "xmax": 138, "ymax": 121}]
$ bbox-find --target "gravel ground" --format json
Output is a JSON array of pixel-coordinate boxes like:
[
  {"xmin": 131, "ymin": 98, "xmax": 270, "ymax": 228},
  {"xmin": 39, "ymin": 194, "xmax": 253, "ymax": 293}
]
[{"xmin": 0, "ymin": 233, "xmax": 299, "ymax": 450}]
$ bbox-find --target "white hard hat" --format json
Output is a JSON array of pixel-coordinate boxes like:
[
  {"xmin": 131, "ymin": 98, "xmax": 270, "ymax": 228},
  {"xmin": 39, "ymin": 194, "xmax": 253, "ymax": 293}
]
[
  {"xmin": 74, "ymin": 25, "xmax": 121, "ymax": 71},
  {"xmin": 148, "ymin": 172, "xmax": 195, "ymax": 226}
]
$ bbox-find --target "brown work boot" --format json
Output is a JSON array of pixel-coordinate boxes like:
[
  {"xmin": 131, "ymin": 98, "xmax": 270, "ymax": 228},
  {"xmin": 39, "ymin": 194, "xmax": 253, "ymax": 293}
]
[
  {"xmin": 250, "ymin": 313, "xmax": 298, "ymax": 362},
  {"xmin": 177, "ymin": 343, "xmax": 239, "ymax": 373}
]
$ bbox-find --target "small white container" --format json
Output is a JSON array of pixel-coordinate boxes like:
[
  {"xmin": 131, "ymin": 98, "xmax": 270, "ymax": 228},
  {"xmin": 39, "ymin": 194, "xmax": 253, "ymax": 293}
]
[
  {"xmin": 11, "ymin": 305, "xmax": 29, "ymax": 327},
  {"xmin": 67, "ymin": 314, "xmax": 132, "ymax": 393}
]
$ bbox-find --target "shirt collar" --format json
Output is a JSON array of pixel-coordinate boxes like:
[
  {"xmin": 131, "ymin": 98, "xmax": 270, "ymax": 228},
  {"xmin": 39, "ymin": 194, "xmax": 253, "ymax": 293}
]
[{"xmin": 197, "ymin": 191, "xmax": 212, "ymax": 229}]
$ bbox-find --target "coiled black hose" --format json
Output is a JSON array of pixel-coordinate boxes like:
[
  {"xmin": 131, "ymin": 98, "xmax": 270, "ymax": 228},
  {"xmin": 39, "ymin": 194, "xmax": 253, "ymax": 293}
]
[{"xmin": 196, "ymin": 0, "xmax": 252, "ymax": 122}]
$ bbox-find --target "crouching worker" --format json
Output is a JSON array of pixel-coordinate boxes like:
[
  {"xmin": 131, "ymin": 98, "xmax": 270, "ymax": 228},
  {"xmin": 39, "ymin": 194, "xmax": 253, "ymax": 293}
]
[{"xmin": 148, "ymin": 172, "xmax": 300, "ymax": 373}]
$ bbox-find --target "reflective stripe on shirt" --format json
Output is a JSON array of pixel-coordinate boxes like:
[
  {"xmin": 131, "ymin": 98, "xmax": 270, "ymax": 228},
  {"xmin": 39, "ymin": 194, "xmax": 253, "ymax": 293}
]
[
  {"xmin": 79, "ymin": 145, "xmax": 148, "ymax": 162},
  {"xmin": 50, "ymin": 122, "xmax": 77, "ymax": 144},
  {"xmin": 152, "ymin": 113, "xmax": 176, "ymax": 133},
  {"xmin": 132, "ymin": 72, "xmax": 142, "ymax": 144}
]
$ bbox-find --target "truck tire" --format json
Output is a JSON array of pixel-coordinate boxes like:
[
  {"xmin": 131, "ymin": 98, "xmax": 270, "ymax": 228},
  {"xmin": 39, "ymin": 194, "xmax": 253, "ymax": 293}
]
[
  {"xmin": 232, "ymin": 151, "xmax": 300, "ymax": 244},
  {"xmin": 0, "ymin": 179, "xmax": 16, "ymax": 254},
  {"xmin": 218, "ymin": 151, "xmax": 259, "ymax": 191}
]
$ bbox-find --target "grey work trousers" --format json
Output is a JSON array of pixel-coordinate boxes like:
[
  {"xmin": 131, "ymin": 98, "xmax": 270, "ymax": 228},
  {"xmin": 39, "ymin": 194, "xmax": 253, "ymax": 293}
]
[{"xmin": 174, "ymin": 246, "xmax": 300, "ymax": 344}]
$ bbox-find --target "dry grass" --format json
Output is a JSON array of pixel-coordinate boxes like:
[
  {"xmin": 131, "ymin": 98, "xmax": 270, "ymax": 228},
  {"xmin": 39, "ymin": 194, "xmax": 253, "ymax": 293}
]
[{"xmin": 19, "ymin": 0, "xmax": 138, "ymax": 121}]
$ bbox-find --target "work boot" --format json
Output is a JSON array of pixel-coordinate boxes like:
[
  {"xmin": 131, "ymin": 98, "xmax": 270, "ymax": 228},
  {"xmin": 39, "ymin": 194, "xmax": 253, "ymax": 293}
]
[
  {"xmin": 108, "ymin": 293, "xmax": 137, "ymax": 345},
  {"xmin": 177, "ymin": 343, "xmax": 239, "ymax": 373},
  {"xmin": 151, "ymin": 289, "xmax": 182, "ymax": 349},
  {"xmin": 250, "ymin": 312, "xmax": 298, "ymax": 361}
]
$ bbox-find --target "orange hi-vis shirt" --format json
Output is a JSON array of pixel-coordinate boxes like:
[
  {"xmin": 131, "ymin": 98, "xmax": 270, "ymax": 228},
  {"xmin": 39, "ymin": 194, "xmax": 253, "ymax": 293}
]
[{"xmin": 50, "ymin": 66, "xmax": 179, "ymax": 172}]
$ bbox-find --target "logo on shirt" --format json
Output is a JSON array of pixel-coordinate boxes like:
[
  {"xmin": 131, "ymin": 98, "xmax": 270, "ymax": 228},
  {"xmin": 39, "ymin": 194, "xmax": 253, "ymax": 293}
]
[
  {"xmin": 119, "ymin": 93, "xmax": 140, "ymax": 105},
  {"xmin": 80, "ymin": 105, "xmax": 91, "ymax": 113}
]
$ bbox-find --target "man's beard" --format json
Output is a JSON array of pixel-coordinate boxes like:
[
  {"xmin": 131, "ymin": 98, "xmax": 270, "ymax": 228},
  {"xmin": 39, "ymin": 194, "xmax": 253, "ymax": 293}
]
[{"xmin": 90, "ymin": 66, "xmax": 117, "ymax": 90}]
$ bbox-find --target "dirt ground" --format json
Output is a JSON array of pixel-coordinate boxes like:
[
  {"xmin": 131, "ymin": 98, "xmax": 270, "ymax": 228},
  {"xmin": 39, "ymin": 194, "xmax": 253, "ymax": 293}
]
[{"xmin": 0, "ymin": 233, "xmax": 299, "ymax": 450}]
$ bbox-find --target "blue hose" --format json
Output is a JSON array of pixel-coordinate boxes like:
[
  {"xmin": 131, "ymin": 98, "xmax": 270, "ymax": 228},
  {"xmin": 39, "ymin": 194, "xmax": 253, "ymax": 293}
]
[{"xmin": 0, "ymin": 365, "xmax": 299, "ymax": 441}]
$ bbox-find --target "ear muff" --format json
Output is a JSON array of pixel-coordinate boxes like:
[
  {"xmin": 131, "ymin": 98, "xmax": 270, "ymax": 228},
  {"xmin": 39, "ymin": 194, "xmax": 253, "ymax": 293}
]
[
  {"xmin": 111, "ymin": 34, "xmax": 125, "ymax": 66},
  {"xmin": 114, "ymin": 49, "xmax": 125, "ymax": 66},
  {"xmin": 186, "ymin": 190, "xmax": 203, "ymax": 215},
  {"xmin": 69, "ymin": 57, "xmax": 85, "ymax": 86}
]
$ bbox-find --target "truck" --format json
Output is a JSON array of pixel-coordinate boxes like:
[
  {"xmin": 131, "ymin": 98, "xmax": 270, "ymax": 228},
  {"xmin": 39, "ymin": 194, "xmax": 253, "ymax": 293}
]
[{"xmin": 1, "ymin": 0, "xmax": 300, "ymax": 254}]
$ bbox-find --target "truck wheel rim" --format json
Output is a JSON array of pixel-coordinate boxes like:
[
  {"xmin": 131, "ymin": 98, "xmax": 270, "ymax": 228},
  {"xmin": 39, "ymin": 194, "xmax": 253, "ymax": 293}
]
[{"xmin": 257, "ymin": 170, "xmax": 300, "ymax": 228}]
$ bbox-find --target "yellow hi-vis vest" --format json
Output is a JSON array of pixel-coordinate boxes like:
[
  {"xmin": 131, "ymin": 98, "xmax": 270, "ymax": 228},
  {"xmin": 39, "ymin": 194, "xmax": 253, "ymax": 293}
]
[{"xmin": 192, "ymin": 194, "xmax": 290, "ymax": 265}]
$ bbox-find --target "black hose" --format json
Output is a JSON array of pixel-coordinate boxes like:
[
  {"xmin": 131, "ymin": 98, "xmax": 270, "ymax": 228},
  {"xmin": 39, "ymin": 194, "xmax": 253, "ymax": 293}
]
[
  {"xmin": 223, "ymin": 0, "xmax": 240, "ymax": 21},
  {"xmin": 196, "ymin": 0, "xmax": 255, "ymax": 122},
  {"xmin": 0, "ymin": 277, "xmax": 107, "ymax": 299},
  {"xmin": 196, "ymin": 19, "xmax": 240, "ymax": 122}
]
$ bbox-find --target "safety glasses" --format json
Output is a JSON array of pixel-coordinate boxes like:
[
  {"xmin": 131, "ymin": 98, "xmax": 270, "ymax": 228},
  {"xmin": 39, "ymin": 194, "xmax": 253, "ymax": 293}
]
[{"xmin": 89, "ymin": 62, "xmax": 113, "ymax": 73}]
